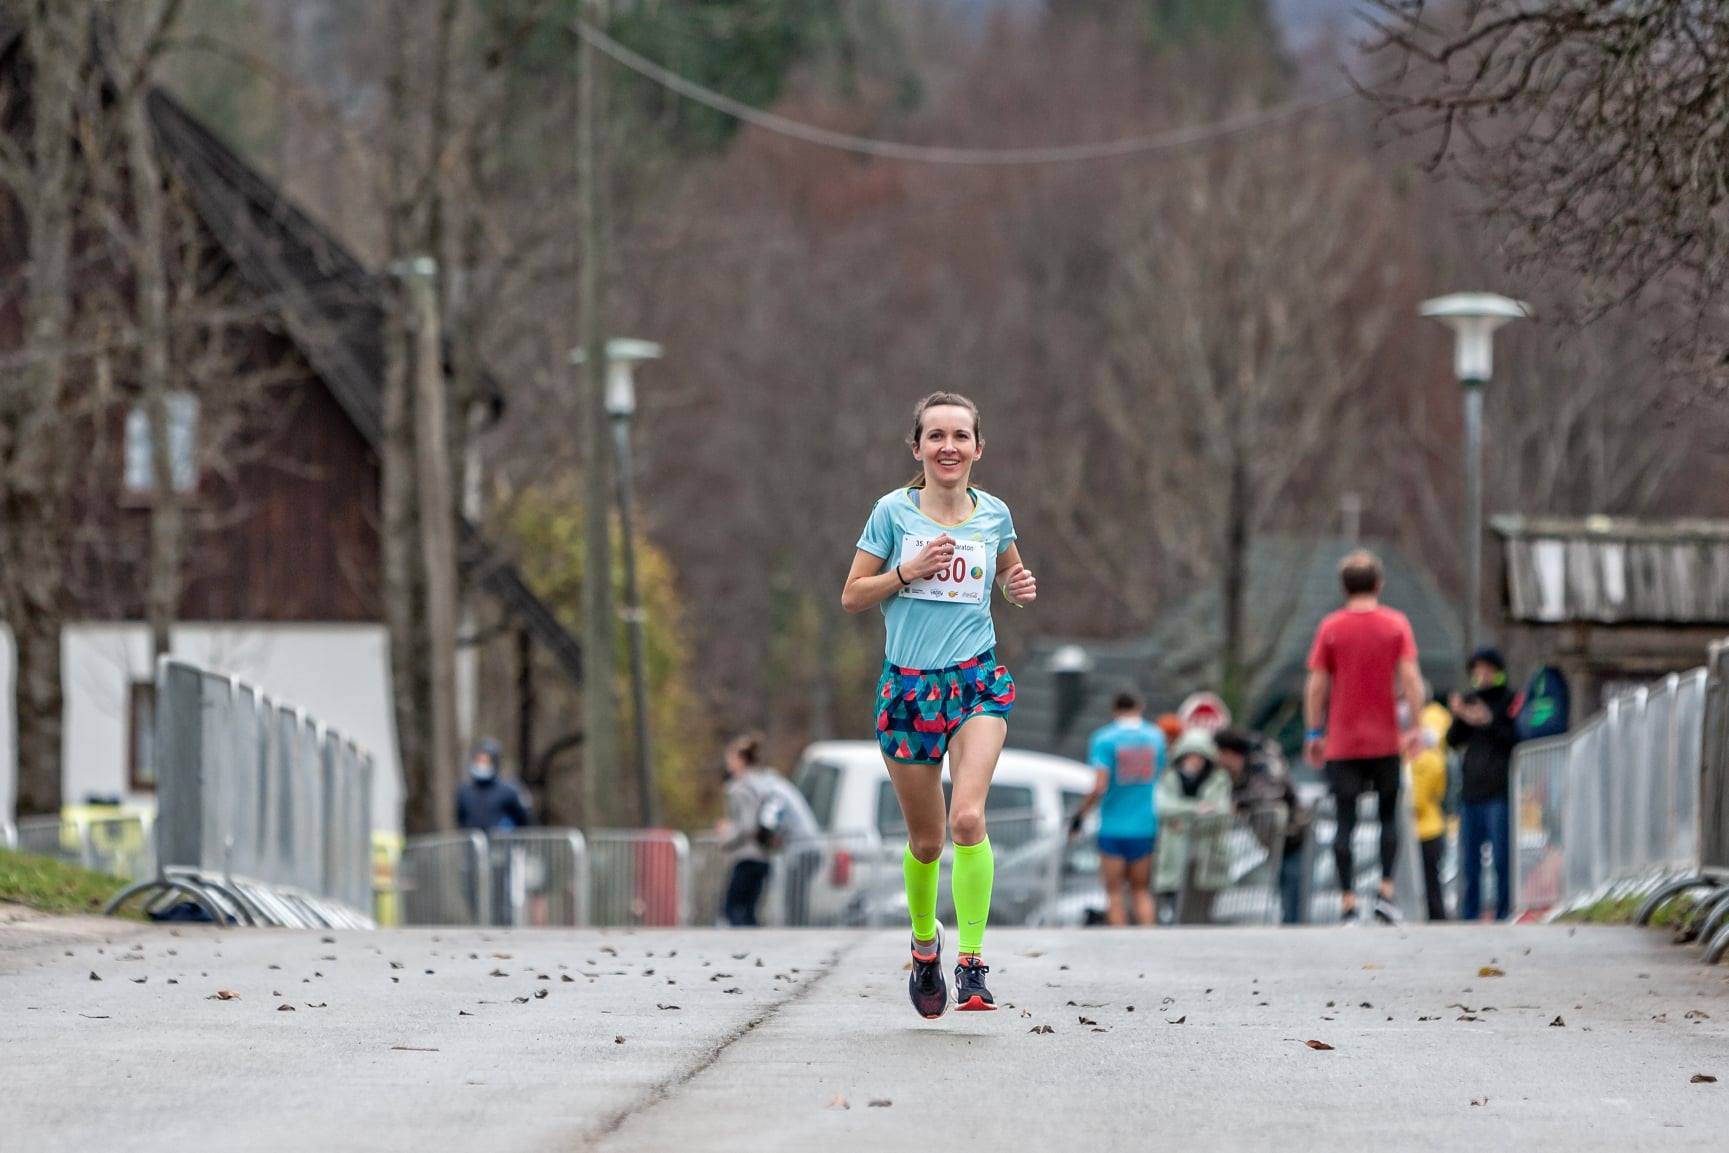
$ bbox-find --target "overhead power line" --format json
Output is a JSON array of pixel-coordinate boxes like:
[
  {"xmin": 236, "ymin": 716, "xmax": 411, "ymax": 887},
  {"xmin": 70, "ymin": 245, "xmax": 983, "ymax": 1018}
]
[{"xmin": 574, "ymin": 21, "xmax": 1353, "ymax": 167}]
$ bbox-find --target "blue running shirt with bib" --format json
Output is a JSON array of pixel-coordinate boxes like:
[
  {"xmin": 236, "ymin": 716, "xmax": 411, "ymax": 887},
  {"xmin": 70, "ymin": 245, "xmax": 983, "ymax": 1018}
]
[
  {"xmin": 856, "ymin": 487, "xmax": 1017, "ymax": 670},
  {"xmin": 1087, "ymin": 718, "xmax": 1166, "ymax": 840}
]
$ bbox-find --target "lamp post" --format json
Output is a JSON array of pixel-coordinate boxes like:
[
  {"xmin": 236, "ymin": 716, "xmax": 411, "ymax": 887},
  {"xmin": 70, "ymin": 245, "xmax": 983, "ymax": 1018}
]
[
  {"xmin": 1048, "ymin": 644, "xmax": 1094, "ymax": 746},
  {"xmin": 1419, "ymin": 293, "xmax": 1530, "ymax": 661},
  {"xmin": 572, "ymin": 338, "xmax": 662, "ymax": 827}
]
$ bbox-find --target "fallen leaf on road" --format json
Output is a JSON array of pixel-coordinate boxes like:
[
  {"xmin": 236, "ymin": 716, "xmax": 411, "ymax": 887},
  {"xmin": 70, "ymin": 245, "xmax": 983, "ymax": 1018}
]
[
  {"xmin": 1077, "ymin": 1016, "xmax": 1097, "ymax": 1026},
  {"xmin": 88, "ymin": 971, "xmax": 101, "ymax": 982},
  {"xmin": 79, "ymin": 1014, "xmax": 110, "ymax": 1019},
  {"xmin": 722, "ymin": 987, "xmax": 742, "ymax": 995},
  {"xmin": 1304, "ymin": 1040, "xmax": 1335, "ymax": 1051},
  {"xmin": 513, "ymin": 996, "xmax": 531, "ymax": 1004},
  {"xmin": 1457, "ymin": 1015, "xmax": 1479, "ymax": 1022},
  {"xmin": 1479, "ymin": 967, "xmax": 1505, "ymax": 978},
  {"xmin": 600, "ymin": 946, "xmax": 617, "ymax": 956},
  {"xmin": 869, "ymin": 1099, "xmax": 892, "ymax": 1108},
  {"xmin": 459, "ymin": 1010, "xmax": 473, "ymax": 1016},
  {"xmin": 1685, "ymin": 1010, "xmax": 1710, "ymax": 1020},
  {"xmin": 1019, "ymin": 1008, "xmax": 1032, "ymax": 1018},
  {"xmin": 561, "ymin": 975, "xmax": 575, "ymax": 983},
  {"xmin": 614, "ymin": 1036, "xmax": 625, "ymax": 1045},
  {"xmin": 1550, "ymin": 1016, "xmax": 1566, "ymax": 1027},
  {"xmin": 130, "ymin": 977, "xmax": 146, "ymax": 984},
  {"xmin": 1167, "ymin": 1016, "xmax": 1186, "ymax": 1025},
  {"xmin": 209, "ymin": 990, "xmax": 239, "ymax": 1001},
  {"xmin": 1471, "ymin": 1097, "xmax": 1488, "ymax": 1106},
  {"xmin": 827, "ymin": 1095, "xmax": 850, "ymax": 1110},
  {"xmin": 657, "ymin": 1003, "xmax": 681, "ymax": 1011},
  {"xmin": 268, "ymin": 964, "xmax": 281, "ymax": 971},
  {"xmin": 489, "ymin": 969, "xmax": 509, "ymax": 978},
  {"xmin": 1127, "ymin": 1006, "xmax": 1135, "ymax": 1012},
  {"xmin": 492, "ymin": 952, "xmax": 514, "ymax": 959},
  {"xmin": 1692, "ymin": 1074, "xmax": 1717, "ymax": 1084},
  {"xmin": 305, "ymin": 1002, "xmax": 327, "ymax": 1009},
  {"xmin": 277, "ymin": 1004, "xmax": 295, "ymax": 1012},
  {"xmin": 1029, "ymin": 1024, "xmax": 1055, "ymax": 1034},
  {"xmin": 320, "ymin": 936, "xmax": 335, "ymax": 944},
  {"xmin": 389, "ymin": 962, "xmax": 403, "ymax": 970},
  {"xmin": 532, "ymin": 988, "xmax": 548, "ymax": 1000},
  {"xmin": 391, "ymin": 1046, "xmax": 438, "ymax": 1052},
  {"xmin": 1359, "ymin": 1001, "xmax": 1372, "ymax": 1009}
]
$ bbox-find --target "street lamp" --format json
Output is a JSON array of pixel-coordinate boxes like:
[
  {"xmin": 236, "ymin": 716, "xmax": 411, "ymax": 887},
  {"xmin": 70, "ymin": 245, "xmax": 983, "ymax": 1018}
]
[
  {"xmin": 1048, "ymin": 644, "xmax": 1094, "ymax": 745},
  {"xmin": 572, "ymin": 338, "xmax": 663, "ymax": 827},
  {"xmin": 1419, "ymin": 293, "xmax": 1530, "ymax": 661}
]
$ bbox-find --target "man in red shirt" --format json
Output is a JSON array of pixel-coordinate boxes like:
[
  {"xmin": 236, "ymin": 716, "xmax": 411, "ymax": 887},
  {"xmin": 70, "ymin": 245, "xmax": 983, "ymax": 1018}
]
[{"xmin": 1303, "ymin": 550, "xmax": 1426, "ymax": 924}]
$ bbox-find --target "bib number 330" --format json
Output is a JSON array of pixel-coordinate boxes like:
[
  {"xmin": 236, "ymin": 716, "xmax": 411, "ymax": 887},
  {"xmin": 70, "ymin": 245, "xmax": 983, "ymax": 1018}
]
[{"xmin": 897, "ymin": 536, "xmax": 989, "ymax": 605}]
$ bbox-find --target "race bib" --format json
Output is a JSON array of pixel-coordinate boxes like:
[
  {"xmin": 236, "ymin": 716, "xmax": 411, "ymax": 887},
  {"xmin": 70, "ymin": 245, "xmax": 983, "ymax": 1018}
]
[{"xmin": 897, "ymin": 536, "xmax": 989, "ymax": 605}]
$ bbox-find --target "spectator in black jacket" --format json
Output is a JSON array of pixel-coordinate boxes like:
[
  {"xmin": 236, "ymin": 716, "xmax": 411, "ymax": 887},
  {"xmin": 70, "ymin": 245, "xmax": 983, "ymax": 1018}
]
[
  {"xmin": 1447, "ymin": 648, "xmax": 1520, "ymax": 920},
  {"xmin": 1216, "ymin": 729, "xmax": 1312, "ymax": 925}
]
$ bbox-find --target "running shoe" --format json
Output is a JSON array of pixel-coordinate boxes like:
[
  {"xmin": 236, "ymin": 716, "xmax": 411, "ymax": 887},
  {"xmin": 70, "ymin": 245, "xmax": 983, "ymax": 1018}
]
[
  {"xmin": 908, "ymin": 924, "xmax": 948, "ymax": 1020},
  {"xmin": 953, "ymin": 955, "xmax": 996, "ymax": 1011},
  {"xmin": 1372, "ymin": 894, "xmax": 1403, "ymax": 926},
  {"xmin": 1339, "ymin": 904, "xmax": 1361, "ymax": 927}
]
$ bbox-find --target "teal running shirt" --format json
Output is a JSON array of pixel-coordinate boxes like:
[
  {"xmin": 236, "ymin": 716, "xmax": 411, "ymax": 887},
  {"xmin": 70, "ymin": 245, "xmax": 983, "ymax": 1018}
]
[
  {"xmin": 1087, "ymin": 718, "xmax": 1165, "ymax": 839},
  {"xmin": 855, "ymin": 486, "xmax": 1017, "ymax": 670}
]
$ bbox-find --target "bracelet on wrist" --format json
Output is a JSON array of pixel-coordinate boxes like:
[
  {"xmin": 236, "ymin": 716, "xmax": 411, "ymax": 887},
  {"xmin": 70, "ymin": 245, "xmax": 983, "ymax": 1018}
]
[{"xmin": 895, "ymin": 564, "xmax": 910, "ymax": 586}]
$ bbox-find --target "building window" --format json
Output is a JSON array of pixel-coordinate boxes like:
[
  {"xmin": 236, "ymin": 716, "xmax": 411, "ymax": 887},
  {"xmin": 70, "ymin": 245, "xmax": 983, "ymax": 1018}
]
[
  {"xmin": 129, "ymin": 681, "xmax": 157, "ymax": 793},
  {"xmin": 123, "ymin": 392, "xmax": 199, "ymax": 496}
]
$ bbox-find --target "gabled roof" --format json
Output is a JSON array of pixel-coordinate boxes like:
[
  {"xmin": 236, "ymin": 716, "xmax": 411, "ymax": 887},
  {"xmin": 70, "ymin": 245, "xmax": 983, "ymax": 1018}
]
[
  {"xmin": 1494, "ymin": 515, "xmax": 1729, "ymax": 627},
  {"xmin": 0, "ymin": 24, "xmax": 580, "ymax": 682},
  {"xmin": 143, "ymin": 93, "xmax": 580, "ymax": 680}
]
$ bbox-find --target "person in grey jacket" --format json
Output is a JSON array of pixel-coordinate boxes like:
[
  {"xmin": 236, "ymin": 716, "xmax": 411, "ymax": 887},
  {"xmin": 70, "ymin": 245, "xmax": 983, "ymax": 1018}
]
[{"xmin": 717, "ymin": 734, "xmax": 820, "ymax": 926}]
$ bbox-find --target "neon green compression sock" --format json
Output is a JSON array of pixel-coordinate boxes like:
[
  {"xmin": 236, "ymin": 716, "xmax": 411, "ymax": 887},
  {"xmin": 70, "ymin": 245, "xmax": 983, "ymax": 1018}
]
[
  {"xmin": 903, "ymin": 846, "xmax": 939, "ymax": 944},
  {"xmin": 951, "ymin": 837, "xmax": 994, "ymax": 954}
]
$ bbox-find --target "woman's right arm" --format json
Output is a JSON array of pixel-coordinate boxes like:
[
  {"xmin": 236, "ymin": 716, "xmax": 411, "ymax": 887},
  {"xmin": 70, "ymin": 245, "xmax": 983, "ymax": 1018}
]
[{"xmin": 841, "ymin": 537, "xmax": 955, "ymax": 614}]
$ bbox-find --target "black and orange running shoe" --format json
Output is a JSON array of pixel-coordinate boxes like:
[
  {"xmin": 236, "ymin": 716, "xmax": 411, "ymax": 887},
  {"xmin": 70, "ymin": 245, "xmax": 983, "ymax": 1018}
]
[
  {"xmin": 908, "ymin": 924, "xmax": 948, "ymax": 1020},
  {"xmin": 953, "ymin": 955, "xmax": 996, "ymax": 1011}
]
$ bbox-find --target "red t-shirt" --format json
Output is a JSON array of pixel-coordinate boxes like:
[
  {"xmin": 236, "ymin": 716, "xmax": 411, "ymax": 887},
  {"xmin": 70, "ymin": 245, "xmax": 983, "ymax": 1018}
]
[{"xmin": 1306, "ymin": 605, "xmax": 1417, "ymax": 761}]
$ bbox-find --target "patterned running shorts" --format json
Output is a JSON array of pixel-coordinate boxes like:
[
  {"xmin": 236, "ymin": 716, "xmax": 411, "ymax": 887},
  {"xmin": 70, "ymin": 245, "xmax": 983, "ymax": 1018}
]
[{"xmin": 875, "ymin": 650, "xmax": 1016, "ymax": 765}]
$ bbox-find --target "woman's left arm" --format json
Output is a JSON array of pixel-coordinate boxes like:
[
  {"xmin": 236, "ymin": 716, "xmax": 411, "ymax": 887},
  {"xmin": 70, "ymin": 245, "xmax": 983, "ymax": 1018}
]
[{"xmin": 997, "ymin": 543, "xmax": 1037, "ymax": 607}]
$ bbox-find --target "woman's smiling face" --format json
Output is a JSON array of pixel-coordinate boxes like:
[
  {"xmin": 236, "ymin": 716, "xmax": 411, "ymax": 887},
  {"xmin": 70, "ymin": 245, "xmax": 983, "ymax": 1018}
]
[{"xmin": 913, "ymin": 404, "xmax": 982, "ymax": 484}]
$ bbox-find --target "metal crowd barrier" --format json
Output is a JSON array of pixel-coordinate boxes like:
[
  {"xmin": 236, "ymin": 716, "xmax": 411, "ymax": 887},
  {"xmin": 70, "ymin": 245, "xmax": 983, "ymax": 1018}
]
[
  {"xmin": 399, "ymin": 831, "xmax": 494, "ymax": 925},
  {"xmin": 763, "ymin": 829, "xmax": 888, "ymax": 928},
  {"xmin": 1515, "ymin": 668, "xmax": 1710, "ymax": 918},
  {"xmin": 586, "ymin": 829, "xmax": 689, "ymax": 927},
  {"xmin": 130, "ymin": 658, "xmax": 375, "ymax": 925},
  {"xmin": 1628, "ymin": 639, "xmax": 1729, "ymax": 965}
]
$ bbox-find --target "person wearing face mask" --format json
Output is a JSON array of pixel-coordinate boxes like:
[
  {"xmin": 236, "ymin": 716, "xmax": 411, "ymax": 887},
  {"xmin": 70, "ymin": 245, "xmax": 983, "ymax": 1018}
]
[
  {"xmin": 1155, "ymin": 730, "xmax": 1233, "ymax": 925},
  {"xmin": 1447, "ymin": 648, "xmax": 1521, "ymax": 921},
  {"xmin": 455, "ymin": 738, "xmax": 533, "ymax": 833}
]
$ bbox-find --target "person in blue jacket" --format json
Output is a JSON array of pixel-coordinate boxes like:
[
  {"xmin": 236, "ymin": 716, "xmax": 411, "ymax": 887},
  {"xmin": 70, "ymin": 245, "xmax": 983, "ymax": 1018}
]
[{"xmin": 456, "ymin": 738, "xmax": 532, "ymax": 832}]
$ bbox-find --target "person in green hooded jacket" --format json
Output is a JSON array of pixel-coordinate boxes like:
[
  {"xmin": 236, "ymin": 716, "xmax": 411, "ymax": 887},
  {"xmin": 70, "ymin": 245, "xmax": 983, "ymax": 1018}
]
[{"xmin": 1156, "ymin": 730, "xmax": 1234, "ymax": 924}]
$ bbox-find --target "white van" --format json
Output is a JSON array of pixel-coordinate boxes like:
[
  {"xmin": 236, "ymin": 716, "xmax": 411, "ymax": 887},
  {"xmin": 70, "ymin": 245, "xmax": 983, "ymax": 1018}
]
[
  {"xmin": 791, "ymin": 739, "xmax": 1097, "ymax": 840},
  {"xmin": 779, "ymin": 741, "xmax": 1097, "ymax": 927}
]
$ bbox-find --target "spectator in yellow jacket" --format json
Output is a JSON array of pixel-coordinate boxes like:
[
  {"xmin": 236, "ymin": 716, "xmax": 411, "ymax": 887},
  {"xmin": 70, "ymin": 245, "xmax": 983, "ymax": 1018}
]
[{"xmin": 1410, "ymin": 700, "xmax": 1453, "ymax": 921}]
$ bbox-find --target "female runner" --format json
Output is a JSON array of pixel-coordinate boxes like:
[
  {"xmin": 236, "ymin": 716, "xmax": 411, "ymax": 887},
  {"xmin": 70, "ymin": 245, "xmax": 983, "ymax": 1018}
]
[{"xmin": 841, "ymin": 392, "xmax": 1037, "ymax": 1017}]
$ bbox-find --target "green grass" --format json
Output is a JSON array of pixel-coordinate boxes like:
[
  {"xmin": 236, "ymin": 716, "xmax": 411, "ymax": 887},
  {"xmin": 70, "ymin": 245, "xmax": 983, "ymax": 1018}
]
[
  {"xmin": 1557, "ymin": 891, "xmax": 1697, "ymax": 928},
  {"xmin": 0, "ymin": 848, "xmax": 138, "ymax": 919}
]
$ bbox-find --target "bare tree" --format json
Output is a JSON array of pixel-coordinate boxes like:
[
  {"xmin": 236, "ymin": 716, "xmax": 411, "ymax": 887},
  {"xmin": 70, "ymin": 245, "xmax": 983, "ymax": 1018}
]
[
  {"xmin": 1095, "ymin": 123, "xmax": 1401, "ymax": 705},
  {"xmin": 1358, "ymin": 0, "xmax": 1729, "ymax": 397},
  {"xmin": 0, "ymin": 1, "xmax": 88, "ymax": 815}
]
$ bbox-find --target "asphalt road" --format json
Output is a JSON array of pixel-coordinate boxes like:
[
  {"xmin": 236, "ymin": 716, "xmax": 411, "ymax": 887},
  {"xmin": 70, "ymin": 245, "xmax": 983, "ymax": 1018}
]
[{"xmin": 3, "ymin": 912, "xmax": 1727, "ymax": 1151}]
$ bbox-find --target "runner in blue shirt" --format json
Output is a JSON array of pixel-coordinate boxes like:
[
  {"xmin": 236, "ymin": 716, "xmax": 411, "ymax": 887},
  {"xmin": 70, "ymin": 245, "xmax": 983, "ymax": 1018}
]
[
  {"xmin": 842, "ymin": 391, "xmax": 1037, "ymax": 1018},
  {"xmin": 1070, "ymin": 691, "xmax": 1166, "ymax": 926}
]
